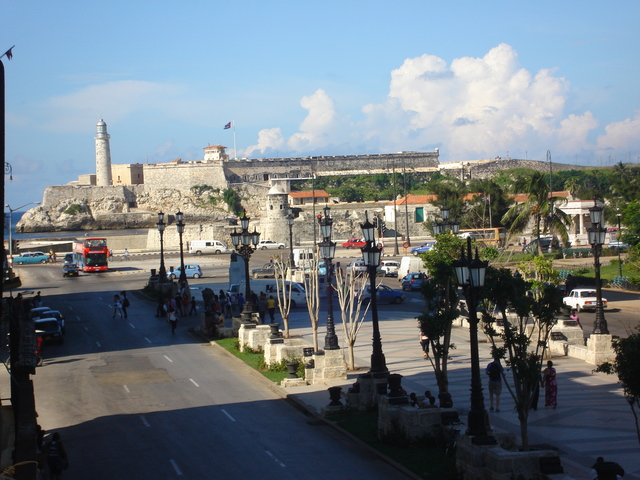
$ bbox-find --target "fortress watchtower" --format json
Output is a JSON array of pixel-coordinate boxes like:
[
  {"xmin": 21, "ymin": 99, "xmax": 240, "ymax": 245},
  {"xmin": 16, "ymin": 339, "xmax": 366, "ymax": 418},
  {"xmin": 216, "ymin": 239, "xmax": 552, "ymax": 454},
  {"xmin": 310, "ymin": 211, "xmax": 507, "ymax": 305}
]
[{"xmin": 95, "ymin": 119, "xmax": 113, "ymax": 186}]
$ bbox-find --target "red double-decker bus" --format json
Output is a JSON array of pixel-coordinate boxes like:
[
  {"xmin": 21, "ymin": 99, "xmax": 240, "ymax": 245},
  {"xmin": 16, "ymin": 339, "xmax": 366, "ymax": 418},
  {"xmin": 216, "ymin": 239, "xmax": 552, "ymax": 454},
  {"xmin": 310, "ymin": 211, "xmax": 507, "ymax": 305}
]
[{"xmin": 73, "ymin": 238, "xmax": 109, "ymax": 272}]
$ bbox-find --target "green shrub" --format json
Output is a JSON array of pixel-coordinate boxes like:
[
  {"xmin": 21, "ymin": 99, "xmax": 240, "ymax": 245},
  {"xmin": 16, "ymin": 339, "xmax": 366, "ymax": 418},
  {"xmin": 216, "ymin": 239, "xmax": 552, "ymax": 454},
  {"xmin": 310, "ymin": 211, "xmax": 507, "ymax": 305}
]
[{"xmin": 63, "ymin": 204, "xmax": 83, "ymax": 215}]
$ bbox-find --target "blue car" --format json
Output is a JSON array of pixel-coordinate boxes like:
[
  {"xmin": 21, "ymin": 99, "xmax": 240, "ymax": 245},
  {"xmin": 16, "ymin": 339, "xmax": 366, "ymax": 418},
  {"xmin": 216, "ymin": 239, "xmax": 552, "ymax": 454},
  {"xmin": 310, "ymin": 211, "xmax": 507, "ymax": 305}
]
[
  {"xmin": 410, "ymin": 242, "xmax": 436, "ymax": 256},
  {"xmin": 169, "ymin": 264, "xmax": 203, "ymax": 279},
  {"xmin": 362, "ymin": 284, "xmax": 405, "ymax": 304},
  {"xmin": 401, "ymin": 273, "xmax": 428, "ymax": 291},
  {"xmin": 13, "ymin": 251, "xmax": 49, "ymax": 264}
]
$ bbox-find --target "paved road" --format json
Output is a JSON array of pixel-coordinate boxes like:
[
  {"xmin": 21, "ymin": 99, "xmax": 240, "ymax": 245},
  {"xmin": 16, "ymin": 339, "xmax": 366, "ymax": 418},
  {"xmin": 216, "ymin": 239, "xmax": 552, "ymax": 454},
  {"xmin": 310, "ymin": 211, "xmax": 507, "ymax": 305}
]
[{"xmin": 4, "ymin": 262, "xmax": 413, "ymax": 479}]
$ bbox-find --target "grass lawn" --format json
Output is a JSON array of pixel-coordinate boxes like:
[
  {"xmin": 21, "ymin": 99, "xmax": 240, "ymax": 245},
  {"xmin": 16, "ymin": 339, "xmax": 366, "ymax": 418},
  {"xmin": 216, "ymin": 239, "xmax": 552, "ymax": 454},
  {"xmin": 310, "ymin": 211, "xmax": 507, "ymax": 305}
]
[{"xmin": 215, "ymin": 337, "xmax": 457, "ymax": 479}]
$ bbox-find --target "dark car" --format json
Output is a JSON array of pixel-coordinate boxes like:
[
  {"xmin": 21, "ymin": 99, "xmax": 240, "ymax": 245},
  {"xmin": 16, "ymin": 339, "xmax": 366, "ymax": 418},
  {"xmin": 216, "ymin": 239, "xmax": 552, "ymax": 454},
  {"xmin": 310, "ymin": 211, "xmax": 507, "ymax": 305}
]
[
  {"xmin": 39, "ymin": 310, "xmax": 66, "ymax": 335},
  {"xmin": 35, "ymin": 318, "xmax": 64, "ymax": 344},
  {"xmin": 63, "ymin": 263, "xmax": 79, "ymax": 277},
  {"xmin": 362, "ymin": 284, "xmax": 406, "ymax": 304},
  {"xmin": 401, "ymin": 272, "xmax": 428, "ymax": 291},
  {"xmin": 252, "ymin": 262, "xmax": 278, "ymax": 279}
]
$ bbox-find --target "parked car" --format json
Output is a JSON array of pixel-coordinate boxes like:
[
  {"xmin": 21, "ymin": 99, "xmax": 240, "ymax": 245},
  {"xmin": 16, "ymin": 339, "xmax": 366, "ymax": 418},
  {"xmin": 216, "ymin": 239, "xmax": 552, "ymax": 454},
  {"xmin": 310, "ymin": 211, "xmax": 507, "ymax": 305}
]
[
  {"xmin": 30, "ymin": 307, "xmax": 53, "ymax": 320},
  {"xmin": 563, "ymin": 288, "xmax": 607, "ymax": 312},
  {"xmin": 252, "ymin": 262, "xmax": 277, "ymax": 279},
  {"xmin": 13, "ymin": 252, "xmax": 49, "ymax": 264},
  {"xmin": 401, "ymin": 272, "xmax": 428, "ymax": 291},
  {"xmin": 318, "ymin": 261, "xmax": 327, "ymax": 276},
  {"xmin": 169, "ymin": 264, "xmax": 203, "ymax": 279},
  {"xmin": 34, "ymin": 318, "xmax": 64, "ymax": 345},
  {"xmin": 39, "ymin": 310, "xmax": 66, "ymax": 334},
  {"xmin": 361, "ymin": 284, "xmax": 405, "ymax": 304},
  {"xmin": 347, "ymin": 259, "xmax": 367, "ymax": 275},
  {"xmin": 257, "ymin": 240, "xmax": 286, "ymax": 250},
  {"xmin": 608, "ymin": 240, "xmax": 630, "ymax": 249},
  {"xmin": 63, "ymin": 263, "xmax": 79, "ymax": 277},
  {"xmin": 379, "ymin": 260, "xmax": 400, "ymax": 277},
  {"xmin": 410, "ymin": 242, "xmax": 436, "ymax": 256},
  {"xmin": 342, "ymin": 238, "xmax": 367, "ymax": 249}
]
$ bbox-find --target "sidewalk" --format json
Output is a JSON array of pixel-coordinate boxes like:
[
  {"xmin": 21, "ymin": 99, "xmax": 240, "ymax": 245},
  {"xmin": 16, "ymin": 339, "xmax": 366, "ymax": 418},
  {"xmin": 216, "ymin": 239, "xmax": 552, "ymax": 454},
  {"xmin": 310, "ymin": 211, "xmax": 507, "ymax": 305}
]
[{"xmin": 262, "ymin": 309, "xmax": 639, "ymax": 480}]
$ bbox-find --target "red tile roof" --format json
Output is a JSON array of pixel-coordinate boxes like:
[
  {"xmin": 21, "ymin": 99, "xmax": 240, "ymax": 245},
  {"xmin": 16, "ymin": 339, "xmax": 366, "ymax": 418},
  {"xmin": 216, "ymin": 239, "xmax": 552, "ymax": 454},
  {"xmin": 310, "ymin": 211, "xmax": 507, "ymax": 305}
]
[{"xmin": 289, "ymin": 190, "xmax": 330, "ymax": 198}]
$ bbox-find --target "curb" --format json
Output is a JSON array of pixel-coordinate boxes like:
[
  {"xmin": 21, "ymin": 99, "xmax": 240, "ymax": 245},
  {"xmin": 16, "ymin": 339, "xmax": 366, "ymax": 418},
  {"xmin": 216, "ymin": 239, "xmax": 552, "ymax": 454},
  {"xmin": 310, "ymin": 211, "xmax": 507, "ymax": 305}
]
[{"xmin": 207, "ymin": 339, "xmax": 423, "ymax": 480}]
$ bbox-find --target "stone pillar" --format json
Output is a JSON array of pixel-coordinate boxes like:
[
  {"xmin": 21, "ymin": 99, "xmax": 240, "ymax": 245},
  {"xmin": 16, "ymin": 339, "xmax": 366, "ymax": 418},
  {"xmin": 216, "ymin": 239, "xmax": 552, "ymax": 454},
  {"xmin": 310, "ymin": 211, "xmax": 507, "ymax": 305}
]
[{"xmin": 586, "ymin": 334, "xmax": 616, "ymax": 364}]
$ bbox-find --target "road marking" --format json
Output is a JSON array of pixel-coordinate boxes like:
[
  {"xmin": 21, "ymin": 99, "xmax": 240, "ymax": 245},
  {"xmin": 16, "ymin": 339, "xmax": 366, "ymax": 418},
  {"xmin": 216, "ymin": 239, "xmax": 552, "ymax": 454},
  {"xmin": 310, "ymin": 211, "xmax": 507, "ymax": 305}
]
[
  {"xmin": 77, "ymin": 316, "xmax": 81, "ymax": 322},
  {"xmin": 169, "ymin": 459, "xmax": 182, "ymax": 476},
  {"xmin": 96, "ymin": 342, "xmax": 101, "ymax": 347},
  {"xmin": 145, "ymin": 337, "xmax": 152, "ymax": 343},
  {"xmin": 68, "ymin": 306, "xmax": 74, "ymax": 311},
  {"xmin": 129, "ymin": 323, "xmax": 135, "ymax": 329},
  {"xmin": 164, "ymin": 355, "xmax": 173, "ymax": 362},
  {"xmin": 99, "ymin": 297, "xmax": 103, "ymax": 301},
  {"xmin": 123, "ymin": 385, "xmax": 130, "ymax": 393},
  {"xmin": 189, "ymin": 378, "xmax": 199, "ymax": 387},
  {"xmin": 139, "ymin": 415, "xmax": 150, "ymax": 427},
  {"xmin": 265, "ymin": 450, "xmax": 286, "ymax": 467},
  {"xmin": 84, "ymin": 327, "xmax": 89, "ymax": 332},
  {"xmin": 221, "ymin": 409, "xmax": 236, "ymax": 422}
]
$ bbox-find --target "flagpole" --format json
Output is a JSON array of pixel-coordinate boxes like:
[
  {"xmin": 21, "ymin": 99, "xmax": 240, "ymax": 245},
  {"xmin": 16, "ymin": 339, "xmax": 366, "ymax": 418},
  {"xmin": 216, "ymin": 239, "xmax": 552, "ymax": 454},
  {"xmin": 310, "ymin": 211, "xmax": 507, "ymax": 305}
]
[{"xmin": 233, "ymin": 121, "xmax": 237, "ymax": 159}]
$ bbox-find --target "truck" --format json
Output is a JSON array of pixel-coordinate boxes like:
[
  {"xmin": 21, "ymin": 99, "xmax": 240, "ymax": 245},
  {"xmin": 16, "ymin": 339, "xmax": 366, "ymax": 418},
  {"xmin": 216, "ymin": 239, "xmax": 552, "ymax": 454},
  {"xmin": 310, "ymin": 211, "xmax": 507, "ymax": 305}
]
[{"xmin": 398, "ymin": 255, "xmax": 428, "ymax": 280}]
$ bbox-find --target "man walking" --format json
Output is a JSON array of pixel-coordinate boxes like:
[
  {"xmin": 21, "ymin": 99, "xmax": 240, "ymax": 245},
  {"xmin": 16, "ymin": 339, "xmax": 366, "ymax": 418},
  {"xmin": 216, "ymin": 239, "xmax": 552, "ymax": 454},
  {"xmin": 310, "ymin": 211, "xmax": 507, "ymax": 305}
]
[
  {"xmin": 591, "ymin": 456, "xmax": 625, "ymax": 479},
  {"xmin": 485, "ymin": 357, "xmax": 504, "ymax": 412}
]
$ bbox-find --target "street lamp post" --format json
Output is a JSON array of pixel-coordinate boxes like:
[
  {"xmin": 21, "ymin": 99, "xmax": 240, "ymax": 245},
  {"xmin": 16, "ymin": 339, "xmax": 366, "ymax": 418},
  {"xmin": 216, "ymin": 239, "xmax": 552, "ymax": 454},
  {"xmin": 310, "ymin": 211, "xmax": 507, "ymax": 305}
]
[
  {"xmin": 318, "ymin": 206, "xmax": 339, "ymax": 350},
  {"xmin": 616, "ymin": 208, "xmax": 622, "ymax": 278},
  {"xmin": 176, "ymin": 211, "xmax": 187, "ymax": 285},
  {"xmin": 454, "ymin": 237, "xmax": 495, "ymax": 443},
  {"xmin": 157, "ymin": 212, "xmax": 168, "ymax": 282},
  {"xmin": 432, "ymin": 205, "xmax": 460, "ymax": 236},
  {"xmin": 286, "ymin": 207, "xmax": 295, "ymax": 266},
  {"xmin": 5, "ymin": 202, "xmax": 40, "ymax": 258},
  {"xmin": 361, "ymin": 212, "xmax": 387, "ymax": 373},
  {"xmin": 231, "ymin": 211, "xmax": 260, "ymax": 323},
  {"xmin": 588, "ymin": 201, "xmax": 609, "ymax": 335}
]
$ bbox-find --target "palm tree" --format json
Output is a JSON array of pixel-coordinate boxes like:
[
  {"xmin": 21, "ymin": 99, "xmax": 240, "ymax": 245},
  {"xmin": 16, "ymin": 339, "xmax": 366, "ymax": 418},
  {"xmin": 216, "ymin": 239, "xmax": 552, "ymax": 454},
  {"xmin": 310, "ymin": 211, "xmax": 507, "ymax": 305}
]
[
  {"xmin": 563, "ymin": 176, "xmax": 582, "ymax": 198},
  {"xmin": 502, "ymin": 172, "xmax": 572, "ymax": 254}
]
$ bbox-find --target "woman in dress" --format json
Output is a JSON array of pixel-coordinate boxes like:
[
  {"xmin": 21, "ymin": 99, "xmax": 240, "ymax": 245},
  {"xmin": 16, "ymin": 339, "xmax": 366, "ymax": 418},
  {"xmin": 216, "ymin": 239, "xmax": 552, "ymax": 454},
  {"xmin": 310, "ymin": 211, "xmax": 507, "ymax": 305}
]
[{"xmin": 542, "ymin": 360, "xmax": 557, "ymax": 409}]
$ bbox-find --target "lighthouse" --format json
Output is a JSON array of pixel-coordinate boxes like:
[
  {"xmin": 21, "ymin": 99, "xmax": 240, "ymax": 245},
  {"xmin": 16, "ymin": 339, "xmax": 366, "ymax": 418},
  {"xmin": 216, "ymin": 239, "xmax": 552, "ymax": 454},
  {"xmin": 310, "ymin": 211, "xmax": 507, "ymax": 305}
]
[{"xmin": 95, "ymin": 119, "xmax": 112, "ymax": 186}]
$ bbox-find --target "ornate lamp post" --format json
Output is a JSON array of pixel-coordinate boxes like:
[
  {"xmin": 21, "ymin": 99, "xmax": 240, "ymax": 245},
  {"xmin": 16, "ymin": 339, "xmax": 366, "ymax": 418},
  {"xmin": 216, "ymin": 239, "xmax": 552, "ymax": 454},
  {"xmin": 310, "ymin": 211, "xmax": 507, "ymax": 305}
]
[
  {"xmin": 361, "ymin": 212, "xmax": 387, "ymax": 373},
  {"xmin": 318, "ymin": 206, "xmax": 339, "ymax": 350},
  {"xmin": 231, "ymin": 211, "xmax": 260, "ymax": 323},
  {"xmin": 588, "ymin": 201, "xmax": 609, "ymax": 335},
  {"xmin": 5, "ymin": 202, "xmax": 40, "ymax": 259},
  {"xmin": 454, "ymin": 237, "xmax": 495, "ymax": 443},
  {"xmin": 176, "ymin": 211, "xmax": 187, "ymax": 285},
  {"xmin": 286, "ymin": 207, "xmax": 295, "ymax": 266},
  {"xmin": 432, "ymin": 205, "xmax": 460, "ymax": 235},
  {"xmin": 157, "ymin": 211, "xmax": 168, "ymax": 282}
]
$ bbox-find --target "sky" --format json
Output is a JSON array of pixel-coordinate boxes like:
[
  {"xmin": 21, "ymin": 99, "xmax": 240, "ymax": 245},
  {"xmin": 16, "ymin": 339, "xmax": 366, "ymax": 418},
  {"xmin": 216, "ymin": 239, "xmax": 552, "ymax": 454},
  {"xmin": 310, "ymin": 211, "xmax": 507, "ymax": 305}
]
[{"xmin": 2, "ymin": 1, "xmax": 640, "ymax": 208}]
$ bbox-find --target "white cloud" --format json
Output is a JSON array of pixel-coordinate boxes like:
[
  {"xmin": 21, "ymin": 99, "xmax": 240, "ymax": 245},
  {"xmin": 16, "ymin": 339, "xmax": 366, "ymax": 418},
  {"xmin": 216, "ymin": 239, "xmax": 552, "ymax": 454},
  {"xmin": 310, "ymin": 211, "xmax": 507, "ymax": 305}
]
[{"xmin": 247, "ymin": 43, "xmax": 638, "ymax": 163}]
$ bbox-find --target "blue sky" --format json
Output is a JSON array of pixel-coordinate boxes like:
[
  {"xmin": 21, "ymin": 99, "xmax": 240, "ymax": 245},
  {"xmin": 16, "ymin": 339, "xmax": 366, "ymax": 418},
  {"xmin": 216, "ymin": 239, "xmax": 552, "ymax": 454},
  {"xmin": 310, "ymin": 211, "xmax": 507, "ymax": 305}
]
[{"xmin": 2, "ymin": 1, "xmax": 639, "ymax": 208}]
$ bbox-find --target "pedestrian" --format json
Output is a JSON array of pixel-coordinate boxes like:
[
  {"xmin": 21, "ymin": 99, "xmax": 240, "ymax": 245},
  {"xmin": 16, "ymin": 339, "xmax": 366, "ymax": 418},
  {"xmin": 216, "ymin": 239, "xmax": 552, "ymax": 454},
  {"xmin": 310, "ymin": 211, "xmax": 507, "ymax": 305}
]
[
  {"xmin": 189, "ymin": 296, "xmax": 197, "ymax": 315},
  {"xmin": 123, "ymin": 248, "xmax": 130, "ymax": 261},
  {"xmin": 225, "ymin": 294, "xmax": 232, "ymax": 318},
  {"xmin": 267, "ymin": 295, "xmax": 276, "ymax": 322},
  {"xmin": 156, "ymin": 297, "xmax": 166, "ymax": 317},
  {"xmin": 174, "ymin": 294, "xmax": 183, "ymax": 317},
  {"xmin": 485, "ymin": 357, "xmax": 505, "ymax": 412},
  {"xmin": 522, "ymin": 237, "xmax": 527, "ymax": 253},
  {"xmin": 542, "ymin": 360, "xmax": 558, "ymax": 409},
  {"xmin": 109, "ymin": 249, "xmax": 113, "ymax": 260},
  {"xmin": 120, "ymin": 291, "xmax": 130, "ymax": 318},
  {"xmin": 590, "ymin": 456, "xmax": 625, "ymax": 479},
  {"xmin": 35, "ymin": 291, "xmax": 42, "ymax": 307},
  {"xmin": 258, "ymin": 293, "xmax": 267, "ymax": 324},
  {"xmin": 419, "ymin": 329, "xmax": 429, "ymax": 359},
  {"xmin": 237, "ymin": 292, "xmax": 245, "ymax": 311},
  {"xmin": 231, "ymin": 294, "xmax": 238, "ymax": 316},
  {"xmin": 44, "ymin": 432, "xmax": 69, "ymax": 480},
  {"xmin": 112, "ymin": 294, "xmax": 123, "ymax": 318},
  {"xmin": 570, "ymin": 309, "xmax": 582, "ymax": 329},
  {"xmin": 168, "ymin": 308, "xmax": 178, "ymax": 335}
]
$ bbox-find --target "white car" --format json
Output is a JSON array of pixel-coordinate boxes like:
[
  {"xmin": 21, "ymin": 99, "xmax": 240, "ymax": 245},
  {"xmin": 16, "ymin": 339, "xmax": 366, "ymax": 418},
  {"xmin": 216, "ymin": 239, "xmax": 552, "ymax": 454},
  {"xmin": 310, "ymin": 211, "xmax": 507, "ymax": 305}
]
[
  {"xmin": 347, "ymin": 259, "xmax": 367, "ymax": 275},
  {"xmin": 379, "ymin": 260, "xmax": 400, "ymax": 277},
  {"xmin": 257, "ymin": 240, "xmax": 286, "ymax": 250},
  {"xmin": 563, "ymin": 288, "xmax": 607, "ymax": 312}
]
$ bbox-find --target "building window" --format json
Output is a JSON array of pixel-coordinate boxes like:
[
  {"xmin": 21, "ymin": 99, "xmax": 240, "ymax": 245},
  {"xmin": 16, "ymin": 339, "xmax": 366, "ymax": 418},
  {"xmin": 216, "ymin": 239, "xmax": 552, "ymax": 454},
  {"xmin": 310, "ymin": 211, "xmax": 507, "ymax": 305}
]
[{"xmin": 414, "ymin": 207, "xmax": 424, "ymax": 223}]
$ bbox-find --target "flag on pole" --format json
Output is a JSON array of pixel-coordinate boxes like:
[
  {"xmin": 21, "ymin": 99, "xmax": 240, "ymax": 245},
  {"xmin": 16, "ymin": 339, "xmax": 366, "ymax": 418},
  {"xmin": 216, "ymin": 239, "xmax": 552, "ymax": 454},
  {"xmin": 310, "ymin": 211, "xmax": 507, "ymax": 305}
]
[
  {"xmin": 224, "ymin": 122, "xmax": 231, "ymax": 130},
  {"xmin": 3, "ymin": 46, "xmax": 14, "ymax": 60}
]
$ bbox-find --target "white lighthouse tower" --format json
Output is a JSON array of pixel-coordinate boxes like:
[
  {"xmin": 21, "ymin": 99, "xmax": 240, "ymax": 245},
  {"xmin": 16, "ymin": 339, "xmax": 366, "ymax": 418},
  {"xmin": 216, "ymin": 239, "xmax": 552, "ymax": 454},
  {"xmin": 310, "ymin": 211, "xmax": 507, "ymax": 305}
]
[{"xmin": 95, "ymin": 119, "xmax": 112, "ymax": 186}]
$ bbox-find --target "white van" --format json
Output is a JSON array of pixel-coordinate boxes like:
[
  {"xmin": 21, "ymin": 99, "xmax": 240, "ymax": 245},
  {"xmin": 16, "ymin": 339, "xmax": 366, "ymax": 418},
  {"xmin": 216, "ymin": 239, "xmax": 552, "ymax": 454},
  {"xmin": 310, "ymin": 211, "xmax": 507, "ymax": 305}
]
[
  {"xmin": 398, "ymin": 255, "xmax": 428, "ymax": 280},
  {"xmin": 293, "ymin": 248, "xmax": 314, "ymax": 270},
  {"xmin": 189, "ymin": 240, "xmax": 229, "ymax": 255},
  {"xmin": 228, "ymin": 280, "xmax": 307, "ymax": 308}
]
